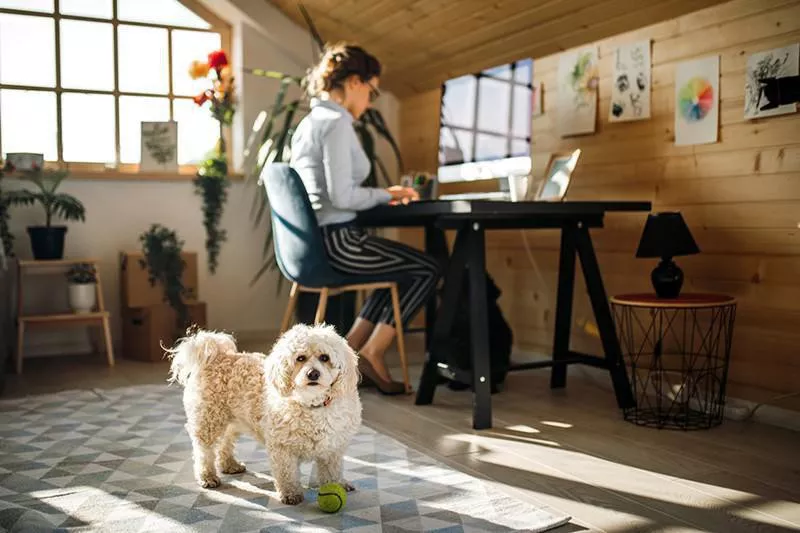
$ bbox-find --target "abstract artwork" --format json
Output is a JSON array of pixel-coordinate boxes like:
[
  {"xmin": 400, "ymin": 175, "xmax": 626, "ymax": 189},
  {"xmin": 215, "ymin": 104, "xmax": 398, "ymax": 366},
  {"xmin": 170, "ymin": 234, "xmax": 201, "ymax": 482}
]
[
  {"xmin": 744, "ymin": 43, "xmax": 799, "ymax": 119},
  {"xmin": 610, "ymin": 40, "xmax": 651, "ymax": 122},
  {"xmin": 557, "ymin": 46, "xmax": 599, "ymax": 136},
  {"xmin": 674, "ymin": 55, "xmax": 720, "ymax": 146},
  {"xmin": 140, "ymin": 121, "xmax": 178, "ymax": 172}
]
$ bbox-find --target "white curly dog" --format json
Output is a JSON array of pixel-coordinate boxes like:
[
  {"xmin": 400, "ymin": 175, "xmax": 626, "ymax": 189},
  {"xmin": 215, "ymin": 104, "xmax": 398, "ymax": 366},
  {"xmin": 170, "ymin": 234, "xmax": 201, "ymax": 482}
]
[{"xmin": 166, "ymin": 323, "xmax": 362, "ymax": 505}]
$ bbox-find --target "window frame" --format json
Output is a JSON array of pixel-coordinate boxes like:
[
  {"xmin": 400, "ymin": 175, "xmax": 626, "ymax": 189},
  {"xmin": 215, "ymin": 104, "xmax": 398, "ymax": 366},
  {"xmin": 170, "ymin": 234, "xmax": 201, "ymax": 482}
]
[
  {"xmin": 438, "ymin": 59, "xmax": 533, "ymax": 167},
  {"xmin": 0, "ymin": 0, "xmax": 233, "ymax": 181}
]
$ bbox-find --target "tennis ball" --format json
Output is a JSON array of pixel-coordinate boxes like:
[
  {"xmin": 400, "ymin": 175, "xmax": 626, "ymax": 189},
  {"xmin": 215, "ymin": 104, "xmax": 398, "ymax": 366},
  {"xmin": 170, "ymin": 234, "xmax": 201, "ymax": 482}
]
[{"xmin": 317, "ymin": 483, "xmax": 347, "ymax": 513}]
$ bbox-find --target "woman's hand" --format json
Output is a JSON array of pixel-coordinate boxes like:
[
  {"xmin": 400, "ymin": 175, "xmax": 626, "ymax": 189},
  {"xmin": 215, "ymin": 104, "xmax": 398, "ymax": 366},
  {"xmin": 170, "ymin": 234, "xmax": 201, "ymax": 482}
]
[{"xmin": 386, "ymin": 185, "xmax": 419, "ymax": 205}]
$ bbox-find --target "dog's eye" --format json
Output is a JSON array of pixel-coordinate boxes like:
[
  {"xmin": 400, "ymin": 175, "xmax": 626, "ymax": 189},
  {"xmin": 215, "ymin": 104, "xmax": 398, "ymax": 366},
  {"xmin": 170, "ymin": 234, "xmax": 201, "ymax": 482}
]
[
  {"xmin": 296, "ymin": 355, "xmax": 307, "ymax": 363},
  {"xmin": 319, "ymin": 354, "xmax": 330, "ymax": 363}
]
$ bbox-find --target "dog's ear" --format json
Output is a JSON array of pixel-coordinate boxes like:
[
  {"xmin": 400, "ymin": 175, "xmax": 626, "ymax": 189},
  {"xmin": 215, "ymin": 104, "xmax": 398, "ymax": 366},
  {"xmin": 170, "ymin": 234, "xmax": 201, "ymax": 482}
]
[
  {"xmin": 333, "ymin": 341, "xmax": 360, "ymax": 397},
  {"xmin": 265, "ymin": 349, "xmax": 294, "ymax": 396}
]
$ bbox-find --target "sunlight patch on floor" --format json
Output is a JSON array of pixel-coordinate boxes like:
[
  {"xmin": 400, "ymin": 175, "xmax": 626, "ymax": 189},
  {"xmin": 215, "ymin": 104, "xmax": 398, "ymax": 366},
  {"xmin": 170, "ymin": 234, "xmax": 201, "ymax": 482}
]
[
  {"xmin": 540, "ymin": 420, "xmax": 574, "ymax": 429},
  {"xmin": 473, "ymin": 447, "xmax": 798, "ymax": 531},
  {"xmin": 446, "ymin": 432, "xmax": 562, "ymax": 448},
  {"xmin": 505, "ymin": 424, "xmax": 541, "ymax": 433}
]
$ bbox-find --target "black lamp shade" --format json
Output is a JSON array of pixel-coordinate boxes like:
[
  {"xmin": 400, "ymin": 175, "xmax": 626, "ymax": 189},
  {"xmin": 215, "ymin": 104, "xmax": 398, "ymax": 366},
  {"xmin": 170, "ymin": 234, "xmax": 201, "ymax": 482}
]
[{"xmin": 635, "ymin": 212, "xmax": 700, "ymax": 259}]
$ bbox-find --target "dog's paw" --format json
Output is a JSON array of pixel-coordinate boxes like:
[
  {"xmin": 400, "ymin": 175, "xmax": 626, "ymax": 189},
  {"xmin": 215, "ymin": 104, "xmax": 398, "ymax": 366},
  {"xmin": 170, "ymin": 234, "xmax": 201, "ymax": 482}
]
[
  {"xmin": 220, "ymin": 460, "xmax": 246, "ymax": 475},
  {"xmin": 342, "ymin": 482, "xmax": 356, "ymax": 492},
  {"xmin": 198, "ymin": 474, "xmax": 221, "ymax": 489},
  {"xmin": 280, "ymin": 493, "xmax": 304, "ymax": 505}
]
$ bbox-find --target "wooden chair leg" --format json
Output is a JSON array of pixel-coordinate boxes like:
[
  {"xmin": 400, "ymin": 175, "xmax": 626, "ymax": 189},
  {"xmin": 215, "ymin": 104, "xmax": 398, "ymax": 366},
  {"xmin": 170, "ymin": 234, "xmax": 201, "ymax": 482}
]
[
  {"xmin": 389, "ymin": 283, "xmax": 411, "ymax": 393},
  {"xmin": 102, "ymin": 317, "xmax": 115, "ymax": 367},
  {"xmin": 281, "ymin": 283, "xmax": 300, "ymax": 333},
  {"xmin": 315, "ymin": 288, "xmax": 330, "ymax": 325},
  {"xmin": 15, "ymin": 321, "xmax": 24, "ymax": 374}
]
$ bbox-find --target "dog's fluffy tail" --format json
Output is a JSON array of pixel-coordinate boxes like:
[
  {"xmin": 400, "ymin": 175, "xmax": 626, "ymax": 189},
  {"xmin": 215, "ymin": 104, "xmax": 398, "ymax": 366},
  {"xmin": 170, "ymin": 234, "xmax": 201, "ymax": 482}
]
[{"xmin": 165, "ymin": 329, "xmax": 238, "ymax": 386}]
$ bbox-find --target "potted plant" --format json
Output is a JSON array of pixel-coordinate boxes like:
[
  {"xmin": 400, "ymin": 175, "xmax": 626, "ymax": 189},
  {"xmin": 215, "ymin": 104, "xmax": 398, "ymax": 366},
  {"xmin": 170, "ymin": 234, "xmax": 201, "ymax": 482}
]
[
  {"xmin": 66, "ymin": 262, "xmax": 97, "ymax": 314},
  {"xmin": 7, "ymin": 170, "xmax": 86, "ymax": 260},
  {"xmin": 138, "ymin": 224, "xmax": 191, "ymax": 332}
]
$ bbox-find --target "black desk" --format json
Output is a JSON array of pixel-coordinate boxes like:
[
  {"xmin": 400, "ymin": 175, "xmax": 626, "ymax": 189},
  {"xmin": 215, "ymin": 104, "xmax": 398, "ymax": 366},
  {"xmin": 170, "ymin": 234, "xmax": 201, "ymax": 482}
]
[{"xmin": 357, "ymin": 200, "xmax": 652, "ymax": 429}]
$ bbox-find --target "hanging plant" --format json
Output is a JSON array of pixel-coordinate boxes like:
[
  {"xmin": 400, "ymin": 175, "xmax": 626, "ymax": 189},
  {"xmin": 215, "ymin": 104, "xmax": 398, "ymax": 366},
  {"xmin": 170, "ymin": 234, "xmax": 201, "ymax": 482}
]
[
  {"xmin": 138, "ymin": 224, "xmax": 190, "ymax": 332},
  {"xmin": 188, "ymin": 49, "xmax": 236, "ymax": 274}
]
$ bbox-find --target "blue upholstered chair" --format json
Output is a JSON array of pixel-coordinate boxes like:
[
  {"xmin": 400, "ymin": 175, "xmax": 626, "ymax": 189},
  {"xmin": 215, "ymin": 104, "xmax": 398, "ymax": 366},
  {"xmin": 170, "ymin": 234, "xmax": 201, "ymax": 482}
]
[{"xmin": 263, "ymin": 163, "xmax": 410, "ymax": 390}]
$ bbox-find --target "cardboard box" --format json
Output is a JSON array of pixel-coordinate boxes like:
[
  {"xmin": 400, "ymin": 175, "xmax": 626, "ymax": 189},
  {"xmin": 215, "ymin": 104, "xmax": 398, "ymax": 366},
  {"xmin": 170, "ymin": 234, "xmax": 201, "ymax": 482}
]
[
  {"xmin": 121, "ymin": 301, "xmax": 207, "ymax": 362},
  {"xmin": 119, "ymin": 251, "xmax": 199, "ymax": 308}
]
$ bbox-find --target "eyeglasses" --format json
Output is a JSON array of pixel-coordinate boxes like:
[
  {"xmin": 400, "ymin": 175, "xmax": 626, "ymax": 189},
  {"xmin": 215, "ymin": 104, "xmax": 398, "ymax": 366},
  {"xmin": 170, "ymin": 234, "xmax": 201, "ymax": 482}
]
[{"xmin": 367, "ymin": 81, "xmax": 381, "ymax": 103}]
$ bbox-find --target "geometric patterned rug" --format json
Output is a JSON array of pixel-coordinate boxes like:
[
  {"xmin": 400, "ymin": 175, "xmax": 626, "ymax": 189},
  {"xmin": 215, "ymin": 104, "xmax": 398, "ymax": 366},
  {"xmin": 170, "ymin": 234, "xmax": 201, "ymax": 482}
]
[{"xmin": 0, "ymin": 384, "xmax": 571, "ymax": 532}]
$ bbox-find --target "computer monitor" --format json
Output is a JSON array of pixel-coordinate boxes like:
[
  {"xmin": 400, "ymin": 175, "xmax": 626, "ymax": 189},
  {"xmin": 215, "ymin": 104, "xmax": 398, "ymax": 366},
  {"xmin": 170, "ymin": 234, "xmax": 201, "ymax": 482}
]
[{"xmin": 437, "ymin": 59, "xmax": 533, "ymax": 184}]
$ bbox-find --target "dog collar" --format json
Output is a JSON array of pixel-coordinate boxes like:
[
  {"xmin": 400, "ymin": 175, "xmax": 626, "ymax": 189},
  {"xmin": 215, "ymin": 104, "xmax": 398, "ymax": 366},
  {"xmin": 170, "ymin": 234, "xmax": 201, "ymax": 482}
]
[{"xmin": 311, "ymin": 396, "xmax": 332, "ymax": 409}]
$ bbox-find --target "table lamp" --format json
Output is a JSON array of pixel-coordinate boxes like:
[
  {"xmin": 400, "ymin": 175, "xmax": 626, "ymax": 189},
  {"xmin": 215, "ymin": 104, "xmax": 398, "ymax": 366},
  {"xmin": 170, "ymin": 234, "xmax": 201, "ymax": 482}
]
[{"xmin": 635, "ymin": 212, "xmax": 700, "ymax": 298}]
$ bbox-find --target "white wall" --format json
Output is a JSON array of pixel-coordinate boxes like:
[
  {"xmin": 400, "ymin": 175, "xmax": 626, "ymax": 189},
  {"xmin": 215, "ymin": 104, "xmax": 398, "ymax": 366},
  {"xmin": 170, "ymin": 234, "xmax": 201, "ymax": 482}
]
[{"xmin": 5, "ymin": 0, "xmax": 401, "ymax": 357}]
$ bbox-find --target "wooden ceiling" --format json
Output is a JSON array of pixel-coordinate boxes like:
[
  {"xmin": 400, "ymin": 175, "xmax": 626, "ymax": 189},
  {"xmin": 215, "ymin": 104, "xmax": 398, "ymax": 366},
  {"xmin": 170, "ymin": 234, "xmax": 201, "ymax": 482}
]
[{"xmin": 267, "ymin": 0, "xmax": 728, "ymax": 97}]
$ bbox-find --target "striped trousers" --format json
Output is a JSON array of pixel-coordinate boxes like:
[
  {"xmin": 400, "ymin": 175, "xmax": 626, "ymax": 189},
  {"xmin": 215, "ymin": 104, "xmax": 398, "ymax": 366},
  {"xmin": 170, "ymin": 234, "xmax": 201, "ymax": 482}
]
[{"xmin": 321, "ymin": 225, "xmax": 440, "ymax": 328}]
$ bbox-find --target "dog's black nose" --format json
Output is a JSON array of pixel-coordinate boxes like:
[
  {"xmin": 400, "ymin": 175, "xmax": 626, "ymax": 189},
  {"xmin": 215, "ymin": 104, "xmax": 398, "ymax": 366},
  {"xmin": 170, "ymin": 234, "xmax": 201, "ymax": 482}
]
[{"xmin": 307, "ymin": 369, "xmax": 320, "ymax": 381}]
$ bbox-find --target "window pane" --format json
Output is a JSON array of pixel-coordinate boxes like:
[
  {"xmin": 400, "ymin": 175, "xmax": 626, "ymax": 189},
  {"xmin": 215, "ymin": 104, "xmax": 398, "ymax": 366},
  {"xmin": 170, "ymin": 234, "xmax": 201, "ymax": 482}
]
[
  {"xmin": 483, "ymin": 64, "xmax": 512, "ymax": 80},
  {"xmin": 61, "ymin": 93, "xmax": 115, "ymax": 163},
  {"xmin": 441, "ymin": 75, "xmax": 475, "ymax": 130},
  {"xmin": 60, "ymin": 0, "xmax": 112, "ymax": 19},
  {"xmin": 0, "ymin": 0, "xmax": 52, "ymax": 12},
  {"xmin": 173, "ymin": 98, "xmax": 219, "ymax": 165},
  {"xmin": 172, "ymin": 30, "xmax": 222, "ymax": 96},
  {"xmin": 511, "ymin": 138, "xmax": 529, "ymax": 158},
  {"xmin": 0, "ymin": 14, "xmax": 55, "ymax": 87},
  {"xmin": 512, "ymin": 85, "xmax": 531, "ymax": 138},
  {"xmin": 475, "ymin": 133, "xmax": 507, "ymax": 162},
  {"xmin": 118, "ymin": 25, "xmax": 169, "ymax": 94},
  {"xmin": 439, "ymin": 128, "xmax": 472, "ymax": 166},
  {"xmin": 0, "ymin": 89, "xmax": 58, "ymax": 161},
  {"xmin": 118, "ymin": 0, "xmax": 211, "ymax": 29},
  {"xmin": 60, "ymin": 20, "xmax": 114, "ymax": 90},
  {"xmin": 514, "ymin": 59, "xmax": 533, "ymax": 84},
  {"xmin": 119, "ymin": 96, "xmax": 170, "ymax": 164},
  {"xmin": 477, "ymin": 77, "xmax": 510, "ymax": 134}
]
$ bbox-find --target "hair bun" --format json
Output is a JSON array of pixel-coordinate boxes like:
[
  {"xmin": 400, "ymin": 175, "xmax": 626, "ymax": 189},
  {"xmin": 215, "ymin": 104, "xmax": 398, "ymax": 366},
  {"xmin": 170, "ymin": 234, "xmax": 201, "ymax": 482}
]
[{"xmin": 303, "ymin": 42, "xmax": 381, "ymax": 98}]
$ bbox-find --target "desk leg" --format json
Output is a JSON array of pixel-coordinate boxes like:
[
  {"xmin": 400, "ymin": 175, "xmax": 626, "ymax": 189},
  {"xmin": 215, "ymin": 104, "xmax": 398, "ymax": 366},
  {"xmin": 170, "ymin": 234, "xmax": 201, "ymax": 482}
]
[
  {"xmin": 551, "ymin": 227, "xmax": 577, "ymax": 389},
  {"xmin": 574, "ymin": 227, "xmax": 635, "ymax": 409},
  {"xmin": 424, "ymin": 225, "xmax": 449, "ymax": 351},
  {"xmin": 416, "ymin": 226, "xmax": 468, "ymax": 406},
  {"xmin": 467, "ymin": 223, "xmax": 492, "ymax": 430}
]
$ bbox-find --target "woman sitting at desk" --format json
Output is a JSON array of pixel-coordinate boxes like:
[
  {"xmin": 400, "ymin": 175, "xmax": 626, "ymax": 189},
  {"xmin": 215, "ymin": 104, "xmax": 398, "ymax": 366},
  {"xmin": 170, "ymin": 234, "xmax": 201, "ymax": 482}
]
[{"xmin": 290, "ymin": 42, "xmax": 441, "ymax": 395}]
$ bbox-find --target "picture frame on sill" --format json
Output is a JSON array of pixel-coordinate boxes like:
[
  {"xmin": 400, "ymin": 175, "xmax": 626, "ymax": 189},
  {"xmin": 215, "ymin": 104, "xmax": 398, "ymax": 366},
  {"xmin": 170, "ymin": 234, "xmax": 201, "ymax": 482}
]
[{"xmin": 140, "ymin": 121, "xmax": 179, "ymax": 173}]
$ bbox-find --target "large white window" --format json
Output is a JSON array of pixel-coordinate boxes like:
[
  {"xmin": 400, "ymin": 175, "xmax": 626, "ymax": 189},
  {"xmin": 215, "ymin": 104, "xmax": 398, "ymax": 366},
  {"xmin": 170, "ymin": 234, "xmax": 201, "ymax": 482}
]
[{"xmin": 0, "ymin": 0, "xmax": 230, "ymax": 175}]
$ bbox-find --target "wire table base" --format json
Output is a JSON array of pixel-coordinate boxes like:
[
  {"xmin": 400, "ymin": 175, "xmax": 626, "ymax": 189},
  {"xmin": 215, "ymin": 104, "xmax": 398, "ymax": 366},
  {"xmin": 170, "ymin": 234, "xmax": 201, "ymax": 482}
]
[{"xmin": 610, "ymin": 293, "xmax": 737, "ymax": 430}]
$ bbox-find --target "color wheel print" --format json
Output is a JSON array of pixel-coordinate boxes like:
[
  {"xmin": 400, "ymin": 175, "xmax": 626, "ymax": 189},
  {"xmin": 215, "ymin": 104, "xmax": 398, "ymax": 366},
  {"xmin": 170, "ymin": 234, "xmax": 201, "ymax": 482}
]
[{"xmin": 678, "ymin": 77, "xmax": 714, "ymax": 122}]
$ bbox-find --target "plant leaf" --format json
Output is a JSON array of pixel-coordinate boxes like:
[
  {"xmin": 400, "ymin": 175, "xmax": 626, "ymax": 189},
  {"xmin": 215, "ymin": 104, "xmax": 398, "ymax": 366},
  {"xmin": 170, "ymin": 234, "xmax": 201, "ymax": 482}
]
[
  {"xmin": 363, "ymin": 109, "xmax": 404, "ymax": 173},
  {"xmin": 297, "ymin": 1, "xmax": 325, "ymax": 51},
  {"xmin": 374, "ymin": 154, "xmax": 392, "ymax": 188}
]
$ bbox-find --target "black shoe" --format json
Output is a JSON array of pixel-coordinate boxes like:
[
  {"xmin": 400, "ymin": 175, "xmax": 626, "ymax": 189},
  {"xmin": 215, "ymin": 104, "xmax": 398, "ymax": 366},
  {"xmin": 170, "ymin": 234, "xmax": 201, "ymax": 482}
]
[{"xmin": 358, "ymin": 358, "xmax": 408, "ymax": 396}]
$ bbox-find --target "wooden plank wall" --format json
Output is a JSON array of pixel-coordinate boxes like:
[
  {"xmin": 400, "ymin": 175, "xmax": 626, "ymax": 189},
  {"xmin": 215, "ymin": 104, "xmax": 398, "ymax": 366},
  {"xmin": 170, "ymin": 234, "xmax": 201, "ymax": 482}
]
[{"xmin": 396, "ymin": 0, "xmax": 800, "ymax": 410}]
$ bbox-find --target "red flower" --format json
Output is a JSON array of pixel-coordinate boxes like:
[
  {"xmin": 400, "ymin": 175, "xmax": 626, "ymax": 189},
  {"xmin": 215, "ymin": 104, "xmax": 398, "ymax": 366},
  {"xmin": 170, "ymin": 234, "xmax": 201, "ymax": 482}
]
[
  {"xmin": 193, "ymin": 90, "xmax": 211, "ymax": 106},
  {"xmin": 207, "ymin": 50, "xmax": 228, "ymax": 70}
]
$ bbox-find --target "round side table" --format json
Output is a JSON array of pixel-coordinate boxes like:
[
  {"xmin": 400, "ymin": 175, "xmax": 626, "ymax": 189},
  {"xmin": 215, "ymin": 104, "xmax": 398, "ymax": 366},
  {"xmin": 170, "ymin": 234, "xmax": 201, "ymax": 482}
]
[{"xmin": 610, "ymin": 293, "xmax": 737, "ymax": 430}]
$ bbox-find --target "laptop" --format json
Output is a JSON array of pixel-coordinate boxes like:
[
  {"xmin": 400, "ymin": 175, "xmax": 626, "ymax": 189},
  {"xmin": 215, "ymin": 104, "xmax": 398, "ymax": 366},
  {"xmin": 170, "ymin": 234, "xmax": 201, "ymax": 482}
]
[{"xmin": 418, "ymin": 149, "xmax": 581, "ymax": 204}]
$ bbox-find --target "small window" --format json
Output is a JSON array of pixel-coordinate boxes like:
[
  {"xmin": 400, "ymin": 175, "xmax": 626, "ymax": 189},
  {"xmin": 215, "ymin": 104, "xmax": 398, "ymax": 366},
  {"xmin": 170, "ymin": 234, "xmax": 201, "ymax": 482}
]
[
  {"xmin": 439, "ymin": 59, "xmax": 533, "ymax": 167},
  {"xmin": 0, "ymin": 0, "xmax": 230, "ymax": 174}
]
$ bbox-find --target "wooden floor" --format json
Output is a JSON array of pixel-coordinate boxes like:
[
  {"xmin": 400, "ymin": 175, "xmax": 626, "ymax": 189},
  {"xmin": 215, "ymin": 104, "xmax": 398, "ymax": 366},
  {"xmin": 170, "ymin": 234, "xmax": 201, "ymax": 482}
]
[{"xmin": 3, "ymin": 352, "xmax": 799, "ymax": 533}]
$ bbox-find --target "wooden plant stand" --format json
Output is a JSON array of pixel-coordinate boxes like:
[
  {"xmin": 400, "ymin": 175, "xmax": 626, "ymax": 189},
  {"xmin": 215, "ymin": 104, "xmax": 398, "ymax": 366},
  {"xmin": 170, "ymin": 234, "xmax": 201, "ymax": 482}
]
[{"xmin": 16, "ymin": 258, "xmax": 114, "ymax": 374}]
